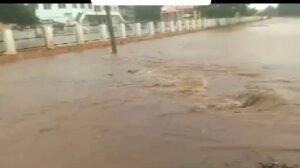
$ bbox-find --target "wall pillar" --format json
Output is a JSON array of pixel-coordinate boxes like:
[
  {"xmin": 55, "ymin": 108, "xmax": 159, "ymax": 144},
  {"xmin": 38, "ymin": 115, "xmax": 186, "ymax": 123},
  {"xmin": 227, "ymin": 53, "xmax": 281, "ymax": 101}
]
[
  {"xmin": 3, "ymin": 28, "xmax": 17, "ymax": 55},
  {"xmin": 120, "ymin": 23, "xmax": 126, "ymax": 38},
  {"xmin": 148, "ymin": 22, "xmax": 155, "ymax": 35},
  {"xmin": 177, "ymin": 20, "xmax": 183, "ymax": 31},
  {"xmin": 191, "ymin": 20, "xmax": 196, "ymax": 30},
  {"xmin": 135, "ymin": 23, "xmax": 141, "ymax": 37},
  {"xmin": 160, "ymin": 21, "xmax": 165, "ymax": 33},
  {"xmin": 75, "ymin": 24, "xmax": 84, "ymax": 45},
  {"xmin": 100, "ymin": 24, "xmax": 108, "ymax": 41},
  {"xmin": 184, "ymin": 20, "xmax": 190, "ymax": 30},
  {"xmin": 42, "ymin": 25, "xmax": 54, "ymax": 49},
  {"xmin": 169, "ymin": 21, "xmax": 175, "ymax": 32}
]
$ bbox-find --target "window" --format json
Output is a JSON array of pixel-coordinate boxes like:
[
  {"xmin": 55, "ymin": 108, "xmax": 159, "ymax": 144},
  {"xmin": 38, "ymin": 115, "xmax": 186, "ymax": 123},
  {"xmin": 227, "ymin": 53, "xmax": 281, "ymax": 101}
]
[
  {"xmin": 109, "ymin": 6, "xmax": 118, "ymax": 11},
  {"xmin": 88, "ymin": 4, "xmax": 92, "ymax": 9},
  {"xmin": 43, "ymin": 4, "xmax": 52, "ymax": 10},
  {"xmin": 72, "ymin": 4, "xmax": 77, "ymax": 8},
  {"xmin": 80, "ymin": 4, "xmax": 85, "ymax": 8},
  {"xmin": 58, "ymin": 4, "xmax": 66, "ymax": 8},
  {"xmin": 94, "ymin": 6, "xmax": 101, "ymax": 12}
]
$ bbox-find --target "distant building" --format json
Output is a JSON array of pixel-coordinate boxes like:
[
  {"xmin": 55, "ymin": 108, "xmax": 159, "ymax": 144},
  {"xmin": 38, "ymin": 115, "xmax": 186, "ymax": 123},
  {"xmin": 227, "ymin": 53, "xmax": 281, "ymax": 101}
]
[
  {"xmin": 161, "ymin": 6, "xmax": 195, "ymax": 21},
  {"xmin": 33, "ymin": 4, "xmax": 126, "ymax": 26}
]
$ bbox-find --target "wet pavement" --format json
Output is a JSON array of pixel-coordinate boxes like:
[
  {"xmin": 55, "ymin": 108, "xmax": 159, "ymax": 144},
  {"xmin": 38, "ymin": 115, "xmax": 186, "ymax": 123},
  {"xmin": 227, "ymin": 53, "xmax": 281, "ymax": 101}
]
[{"xmin": 1, "ymin": 18, "xmax": 300, "ymax": 168}]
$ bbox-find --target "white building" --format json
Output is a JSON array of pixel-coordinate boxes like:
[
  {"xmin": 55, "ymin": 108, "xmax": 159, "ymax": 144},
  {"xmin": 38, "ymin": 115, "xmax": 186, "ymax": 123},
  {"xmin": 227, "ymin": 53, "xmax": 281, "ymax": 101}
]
[{"xmin": 34, "ymin": 4, "xmax": 126, "ymax": 26}]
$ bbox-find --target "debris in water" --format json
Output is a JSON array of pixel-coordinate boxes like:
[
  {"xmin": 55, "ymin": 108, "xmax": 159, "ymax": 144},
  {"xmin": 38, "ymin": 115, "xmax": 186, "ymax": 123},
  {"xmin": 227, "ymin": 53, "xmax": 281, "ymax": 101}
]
[
  {"xmin": 237, "ymin": 88, "xmax": 286, "ymax": 108},
  {"xmin": 259, "ymin": 160, "xmax": 298, "ymax": 168},
  {"xmin": 236, "ymin": 72, "xmax": 261, "ymax": 78},
  {"xmin": 128, "ymin": 69, "xmax": 139, "ymax": 74},
  {"xmin": 153, "ymin": 83, "xmax": 176, "ymax": 88},
  {"xmin": 207, "ymin": 87, "xmax": 287, "ymax": 112},
  {"xmin": 176, "ymin": 76, "xmax": 208, "ymax": 96},
  {"xmin": 208, "ymin": 98, "xmax": 242, "ymax": 110},
  {"xmin": 189, "ymin": 105, "xmax": 207, "ymax": 113}
]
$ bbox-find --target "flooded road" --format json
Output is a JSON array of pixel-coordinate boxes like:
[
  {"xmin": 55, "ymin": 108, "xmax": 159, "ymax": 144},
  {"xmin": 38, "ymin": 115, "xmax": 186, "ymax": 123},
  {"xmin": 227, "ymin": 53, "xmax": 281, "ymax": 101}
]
[{"xmin": 1, "ymin": 18, "xmax": 300, "ymax": 168}]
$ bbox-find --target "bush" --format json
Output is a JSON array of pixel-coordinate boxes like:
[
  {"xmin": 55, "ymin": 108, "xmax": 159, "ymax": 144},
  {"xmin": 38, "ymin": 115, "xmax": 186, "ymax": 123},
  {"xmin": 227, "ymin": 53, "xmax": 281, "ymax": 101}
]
[{"xmin": 0, "ymin": 4, "xmax": 39, "ymax": 25}]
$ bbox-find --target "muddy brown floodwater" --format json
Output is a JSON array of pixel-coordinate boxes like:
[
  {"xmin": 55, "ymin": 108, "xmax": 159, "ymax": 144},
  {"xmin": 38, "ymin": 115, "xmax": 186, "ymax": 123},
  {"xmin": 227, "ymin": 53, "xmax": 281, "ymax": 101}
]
[{"xmin": 1, "ymin": 18, "xmax": 300, "ymax": 168}]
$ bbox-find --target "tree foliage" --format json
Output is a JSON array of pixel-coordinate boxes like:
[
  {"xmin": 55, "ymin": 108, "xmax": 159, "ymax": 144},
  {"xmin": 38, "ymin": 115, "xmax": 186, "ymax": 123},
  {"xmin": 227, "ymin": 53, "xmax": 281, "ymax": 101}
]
[
  {"xmin": 278, "ymin": 4, "xmax": 300, "ymax": 16},
  {"xmin": 260, "ymin": 6, "xmax": 278, "ymax": 16},
  {"xmin": 195, "ymin": 4, "xmax": 256, "ymax": 18},
  {"xmin": 0, "ymin": 4, "xmax": 38, "ymax": 25},
  {"xmin": 134, "ymin": 6, "xmax": 162, "ymax": 21}
]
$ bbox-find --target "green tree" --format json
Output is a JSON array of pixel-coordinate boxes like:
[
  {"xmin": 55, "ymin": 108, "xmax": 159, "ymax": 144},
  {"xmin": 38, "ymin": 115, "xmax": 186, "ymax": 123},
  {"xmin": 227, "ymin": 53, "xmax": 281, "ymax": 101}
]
[
  {"xmin": 134, "ymin": 6, "xmax": 162, "ymax": 21},
  {"xmin": 0, "ymin": 4, "xmax": 39, "ymax": 25},
  {"xmin": 27, "ymin": 4, "xmax": 38, "ymax": 17},
  {"xmin": 247, "ymin": 7, "xmax": 258, "ymax": 16},
  {"xmin": 261, "ymin": 6, "xmax": 278, "ymax": 16},
  {"xmin": 278, "ymin": 4, "xmax": 300, "ymax": 16},
  {"xmin": 195, "ymin": 4, "xmax": 255, "ymax": 18}
]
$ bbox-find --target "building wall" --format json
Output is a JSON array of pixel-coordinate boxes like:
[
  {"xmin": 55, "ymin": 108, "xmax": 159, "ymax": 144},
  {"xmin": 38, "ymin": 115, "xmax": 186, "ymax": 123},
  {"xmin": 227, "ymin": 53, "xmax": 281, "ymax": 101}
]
[
  {"xmin": 35, "ymin": 4, "xmax": 122, "ymax": 24},
  {"xmin": 161, "ymin": 6, "xmax": 194, "ymax": 22}
]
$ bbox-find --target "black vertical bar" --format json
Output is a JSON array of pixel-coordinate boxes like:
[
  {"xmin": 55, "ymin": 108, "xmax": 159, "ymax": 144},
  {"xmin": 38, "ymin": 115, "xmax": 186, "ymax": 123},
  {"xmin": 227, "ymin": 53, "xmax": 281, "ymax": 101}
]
[{"xmin": 105, "ymin": 5, "xmax": 117, "ymax": 54}]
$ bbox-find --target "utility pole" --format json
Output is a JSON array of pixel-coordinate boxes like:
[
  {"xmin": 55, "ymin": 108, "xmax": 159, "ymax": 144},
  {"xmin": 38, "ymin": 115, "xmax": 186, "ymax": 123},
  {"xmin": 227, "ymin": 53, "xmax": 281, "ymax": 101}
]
[{"xmin": 105, "ymin": 6, "xmax": 117, "ymax": 54}]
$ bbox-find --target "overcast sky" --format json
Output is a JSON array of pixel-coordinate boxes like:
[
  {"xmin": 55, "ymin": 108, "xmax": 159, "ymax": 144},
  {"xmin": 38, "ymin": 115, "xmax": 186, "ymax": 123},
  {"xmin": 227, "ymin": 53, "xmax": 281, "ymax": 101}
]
[{"xmin": 249, "ymin": 4, "xmax": 278, "ymax": 10}]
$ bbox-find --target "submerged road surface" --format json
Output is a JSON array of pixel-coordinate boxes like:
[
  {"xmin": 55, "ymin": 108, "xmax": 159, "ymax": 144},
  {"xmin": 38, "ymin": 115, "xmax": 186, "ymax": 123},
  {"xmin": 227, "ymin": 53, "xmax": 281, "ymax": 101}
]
[{"xmin": 1, "ymin": 18, "xmax": 300, "ymax": 168}]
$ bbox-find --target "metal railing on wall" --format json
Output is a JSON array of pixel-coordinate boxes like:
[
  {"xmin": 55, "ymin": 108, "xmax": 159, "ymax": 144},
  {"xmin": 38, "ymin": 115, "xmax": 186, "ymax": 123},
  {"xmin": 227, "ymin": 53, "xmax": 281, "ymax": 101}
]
[{"xmin": 0, "ymin": 16, "xmax": 268, "ymax": 55}]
